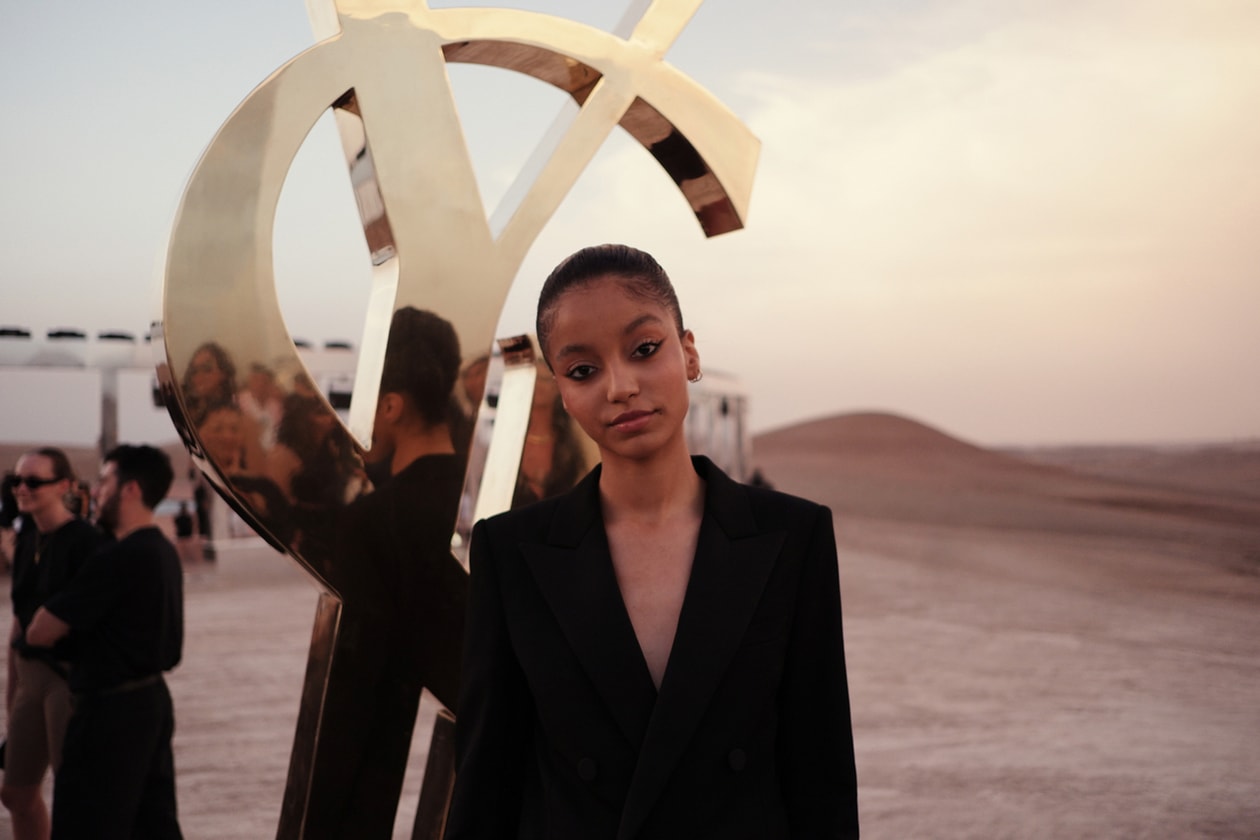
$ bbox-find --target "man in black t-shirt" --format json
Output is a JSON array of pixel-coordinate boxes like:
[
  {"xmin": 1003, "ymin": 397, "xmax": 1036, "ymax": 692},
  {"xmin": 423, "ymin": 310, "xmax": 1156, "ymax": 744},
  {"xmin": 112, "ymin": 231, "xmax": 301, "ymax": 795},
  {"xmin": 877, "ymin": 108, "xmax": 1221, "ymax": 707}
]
[{"xmin": 27, "ymin": 445, "xmax": 184, "ymax": 840}]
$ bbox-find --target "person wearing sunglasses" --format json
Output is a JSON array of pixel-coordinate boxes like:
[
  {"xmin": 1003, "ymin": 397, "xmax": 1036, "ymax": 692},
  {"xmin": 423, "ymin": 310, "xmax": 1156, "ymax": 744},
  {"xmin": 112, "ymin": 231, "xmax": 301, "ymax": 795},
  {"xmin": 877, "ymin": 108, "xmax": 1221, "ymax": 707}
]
[{"xmin": 2, "ymin": 449, "xmax": 104, "ymax": 840}]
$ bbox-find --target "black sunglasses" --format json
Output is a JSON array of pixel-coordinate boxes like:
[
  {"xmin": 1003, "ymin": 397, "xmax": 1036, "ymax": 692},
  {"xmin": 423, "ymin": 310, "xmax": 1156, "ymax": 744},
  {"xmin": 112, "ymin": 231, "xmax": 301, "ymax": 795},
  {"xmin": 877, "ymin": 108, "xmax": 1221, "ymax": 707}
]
[{"xmin": 8, "ymin": 475, "xmax": 63, "ymax": 490}]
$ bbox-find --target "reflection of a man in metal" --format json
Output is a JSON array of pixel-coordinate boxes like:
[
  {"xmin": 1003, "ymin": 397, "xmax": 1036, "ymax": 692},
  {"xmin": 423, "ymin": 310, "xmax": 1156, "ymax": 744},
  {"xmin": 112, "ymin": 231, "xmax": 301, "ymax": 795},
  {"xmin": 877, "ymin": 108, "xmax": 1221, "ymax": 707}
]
[{"xmin": 306, "ymin": 307, "xmax": 469, "ymax": 835}]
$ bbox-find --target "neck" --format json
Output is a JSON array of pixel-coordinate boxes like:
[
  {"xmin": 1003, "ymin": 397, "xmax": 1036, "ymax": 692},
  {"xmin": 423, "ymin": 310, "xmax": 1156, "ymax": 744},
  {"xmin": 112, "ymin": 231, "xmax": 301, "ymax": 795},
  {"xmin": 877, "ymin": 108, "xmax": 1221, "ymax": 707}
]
[
  {"xmin": 390, "ymin": 424, "xmax": 455, "ymax": 475},
  {"xmin": 114, "ymin": 510, "xmax": 156, "ymax": 541},
  {"xmin": 32, "ymin": 506, "xmax": 74, "ymax": 534},
  {"xmin": 598, "ymin": 444, "xmax": 702, "ymax": 524}
]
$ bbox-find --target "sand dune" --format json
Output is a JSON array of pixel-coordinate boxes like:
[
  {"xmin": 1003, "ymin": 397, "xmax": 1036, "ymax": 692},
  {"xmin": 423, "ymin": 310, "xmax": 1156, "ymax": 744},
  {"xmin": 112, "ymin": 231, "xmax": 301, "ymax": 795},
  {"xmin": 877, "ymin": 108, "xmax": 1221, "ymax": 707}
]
[
  {"xmin": 755, "ymin": 411, "xmax": 1260, "ymax": 552},
  {"xmin": 1011, "ymin": 439, "xmax": 1260, "ymax": 502},
  {"xmin": 755, "ymin": 412, "xmax": 1260, "ymax": 838}
]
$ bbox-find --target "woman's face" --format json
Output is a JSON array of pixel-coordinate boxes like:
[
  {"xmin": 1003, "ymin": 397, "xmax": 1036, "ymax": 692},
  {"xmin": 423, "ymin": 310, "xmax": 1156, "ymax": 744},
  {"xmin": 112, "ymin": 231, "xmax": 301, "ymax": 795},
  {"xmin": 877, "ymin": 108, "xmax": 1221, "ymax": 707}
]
[
  {"xmin": 544, "ymin": 275, "xmax": 698, "ymax": 464},
  {"xmin": 188, "ymin": 349, "xmax": 226, "ymax": 396},
  {"xmin": 11, "ymin": 454, "xmax": 70, "ymax": 518}
]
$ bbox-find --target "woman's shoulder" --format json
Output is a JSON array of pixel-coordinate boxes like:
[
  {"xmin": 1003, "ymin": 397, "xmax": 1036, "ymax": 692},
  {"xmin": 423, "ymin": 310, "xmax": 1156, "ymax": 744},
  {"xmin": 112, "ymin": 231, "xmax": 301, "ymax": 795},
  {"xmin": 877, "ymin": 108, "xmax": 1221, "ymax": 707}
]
[
  {"xmin": 739, "ymin": 483, "xmax": 834, "ymax": 545},
  {"xmin": 476, "ymin": 464, "xmax": 601, "ymax": 546},
  {"xmin": 476, "ymin": 491, "xmax": 571, "ymax": 541},
  {"xmin": 746, "ymin": 481, "xmax": 828, "ymax": 514}
]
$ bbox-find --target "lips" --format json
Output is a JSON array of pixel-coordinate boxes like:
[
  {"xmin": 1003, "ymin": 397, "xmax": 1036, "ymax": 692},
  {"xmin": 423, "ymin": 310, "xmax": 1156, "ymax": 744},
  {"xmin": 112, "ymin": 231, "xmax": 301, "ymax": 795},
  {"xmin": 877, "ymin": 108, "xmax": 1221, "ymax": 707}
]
[{"xmin": 608, "ymin": 409, "xmax": 655, "ymax": 431}]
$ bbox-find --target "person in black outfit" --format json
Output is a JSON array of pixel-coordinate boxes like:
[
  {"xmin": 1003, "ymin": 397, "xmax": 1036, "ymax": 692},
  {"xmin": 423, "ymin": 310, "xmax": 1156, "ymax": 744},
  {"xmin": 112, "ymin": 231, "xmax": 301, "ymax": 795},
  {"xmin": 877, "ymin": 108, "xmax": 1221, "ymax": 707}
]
[
  {"xmin": 298, "ymin": 307, "xmax": 468, "ymax": 837},
  {"xmin": 445, "ymin": 245, "xmax": 858, "ymax": 838},
  {"xmin": 2, "ymin": 449, "xmax": 104, "ymax": 840},
  {"xmin": 26, "ymin": 445, "xmax": 184, "ymax": 840}
]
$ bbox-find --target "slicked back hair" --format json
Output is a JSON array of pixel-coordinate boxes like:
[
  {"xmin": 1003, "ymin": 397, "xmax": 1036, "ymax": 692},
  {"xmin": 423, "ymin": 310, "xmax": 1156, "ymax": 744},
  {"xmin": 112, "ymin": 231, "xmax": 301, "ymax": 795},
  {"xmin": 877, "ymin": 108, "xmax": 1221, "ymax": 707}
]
[
  {"xmin": 30, "ymin": 447, "xmax": 75, "ymax": 483},
  {"xmin": 536, "ymin": 244, "xmax": 684, "ymax": 369},
  {"xmin": 380, "ymin": 307, "xmax": 462, "ymax": 427}
]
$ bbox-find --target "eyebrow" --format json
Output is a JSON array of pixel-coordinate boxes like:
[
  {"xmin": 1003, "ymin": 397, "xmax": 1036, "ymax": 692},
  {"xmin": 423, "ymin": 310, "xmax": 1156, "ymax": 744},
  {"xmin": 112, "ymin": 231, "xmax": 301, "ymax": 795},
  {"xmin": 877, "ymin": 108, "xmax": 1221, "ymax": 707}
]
[{"xmin": 553, "ymin": 314, "xmax": 666, "ymax": 363}]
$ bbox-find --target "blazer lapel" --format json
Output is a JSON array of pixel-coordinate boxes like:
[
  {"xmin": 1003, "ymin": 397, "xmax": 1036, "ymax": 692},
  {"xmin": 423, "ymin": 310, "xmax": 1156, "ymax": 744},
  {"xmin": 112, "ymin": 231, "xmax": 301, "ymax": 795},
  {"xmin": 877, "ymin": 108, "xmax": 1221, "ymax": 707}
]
[
  {"xmin": 617, "ymin": 458, "xmax": 785, "ymax": 840},
  {"xmin": 521, "ymin": 467, "xmax": 658, "ymax": 750}
]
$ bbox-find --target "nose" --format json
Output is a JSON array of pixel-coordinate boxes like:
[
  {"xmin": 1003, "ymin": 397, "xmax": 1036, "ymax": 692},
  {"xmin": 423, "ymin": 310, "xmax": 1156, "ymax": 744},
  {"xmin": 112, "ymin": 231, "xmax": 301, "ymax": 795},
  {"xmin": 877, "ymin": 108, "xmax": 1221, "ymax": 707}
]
[{"xmin": 605, "ymin": 358, "xmax": 639, "ymax": 403}]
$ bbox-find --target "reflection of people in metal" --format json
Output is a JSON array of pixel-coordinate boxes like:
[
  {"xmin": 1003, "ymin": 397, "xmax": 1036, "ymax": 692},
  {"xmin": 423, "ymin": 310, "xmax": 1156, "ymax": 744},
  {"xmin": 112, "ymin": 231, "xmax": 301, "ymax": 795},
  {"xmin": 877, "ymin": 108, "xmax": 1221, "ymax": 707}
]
[
  {"xmin": 180, "ymin": 344, "xmax": 269, "ymax": 551},
  {"xmin": 447, "ymin": 245, "xmax": 859, "ymax": 838},
  {"xmin": 197, "ymin": 401, "xmax": 291, "ymax": 545},
  {"xmin": 512, "ymin": 359, "xmax": 589, "ymax": 508},
  {"xmin": 237, "ymin": 363, "xmax": 284, "ymax": 450},
  {"xmin": 267, "ymin": 393, "xmax": 365, "ymax": 555},
  {"xmin": 365, "ymin": 307, "xmax": 463, "ymax": 483},
  {"xmin": 302, "ymin": 307, "xmax": 469, "ymax": 836},
  {"xmin": 450, "ymin": 354, "xmax": 489, "ymax": 458},
  {"xmin": 2, "ymin": 449, "xmax": 104, "ymax": 840},
  {"xmin": 196, "ymin": 401, "xmax": 245, "ymax": 472},
  {"xmin": 180, "ymin": 341, "xmax": 236, "ymax": 427}
]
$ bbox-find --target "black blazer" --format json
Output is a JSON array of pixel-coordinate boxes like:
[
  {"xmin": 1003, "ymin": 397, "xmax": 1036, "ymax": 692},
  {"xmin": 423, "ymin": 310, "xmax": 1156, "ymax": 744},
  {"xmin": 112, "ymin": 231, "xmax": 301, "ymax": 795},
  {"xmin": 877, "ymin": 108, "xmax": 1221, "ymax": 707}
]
[{"xmin": 445, "ymin": 456, "xmax": 858, "ymax": 839}]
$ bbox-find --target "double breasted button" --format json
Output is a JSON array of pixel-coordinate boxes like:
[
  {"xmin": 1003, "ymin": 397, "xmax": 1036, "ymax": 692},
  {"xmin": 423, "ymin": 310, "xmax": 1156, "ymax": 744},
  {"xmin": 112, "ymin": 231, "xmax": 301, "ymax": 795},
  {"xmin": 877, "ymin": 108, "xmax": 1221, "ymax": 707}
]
[
  {"xmin": 577, "ymin": 757, "xmax": 598, "ymax": 782},
  {"xmin": 727, "ymin": 748, "xmax": 747, "ymax": 772}
]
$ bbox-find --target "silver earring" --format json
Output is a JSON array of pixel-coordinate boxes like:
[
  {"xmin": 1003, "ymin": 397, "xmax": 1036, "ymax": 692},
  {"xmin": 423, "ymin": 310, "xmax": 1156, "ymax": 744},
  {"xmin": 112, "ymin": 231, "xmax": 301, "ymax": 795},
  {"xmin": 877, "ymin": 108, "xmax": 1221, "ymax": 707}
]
[{"xmin": 689, "ymin": 370, "xmax": 703, "ymax": 383}]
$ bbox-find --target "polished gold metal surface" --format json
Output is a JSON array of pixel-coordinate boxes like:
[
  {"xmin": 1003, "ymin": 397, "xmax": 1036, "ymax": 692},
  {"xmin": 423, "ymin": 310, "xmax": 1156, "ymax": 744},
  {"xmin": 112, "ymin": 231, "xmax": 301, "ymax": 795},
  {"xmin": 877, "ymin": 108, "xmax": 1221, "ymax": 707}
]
[
  {"xmin": 158, "ymin": 1, "xmax": 757, "ymax": 836},
  {"xmin": 466, "ymin": 336, "xmax": 538, "ymax": 535}
]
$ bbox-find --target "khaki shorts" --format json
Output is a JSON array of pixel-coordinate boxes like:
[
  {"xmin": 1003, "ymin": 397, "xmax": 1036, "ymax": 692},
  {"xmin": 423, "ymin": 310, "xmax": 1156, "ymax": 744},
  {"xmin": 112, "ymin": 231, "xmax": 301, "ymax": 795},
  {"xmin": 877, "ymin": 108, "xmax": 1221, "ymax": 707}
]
[{"xmin": 4, "ymin": 656, "xmax": 72, "ymax": 786}]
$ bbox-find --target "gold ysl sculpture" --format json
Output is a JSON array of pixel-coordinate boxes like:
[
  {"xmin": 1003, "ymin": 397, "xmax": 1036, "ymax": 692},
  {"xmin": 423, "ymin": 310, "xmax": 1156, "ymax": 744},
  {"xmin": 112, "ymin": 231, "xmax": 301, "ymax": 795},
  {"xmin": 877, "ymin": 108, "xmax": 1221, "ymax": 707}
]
[{"xmin": 158, "ymin": 1, "xmax": 757, "ymax": 836}]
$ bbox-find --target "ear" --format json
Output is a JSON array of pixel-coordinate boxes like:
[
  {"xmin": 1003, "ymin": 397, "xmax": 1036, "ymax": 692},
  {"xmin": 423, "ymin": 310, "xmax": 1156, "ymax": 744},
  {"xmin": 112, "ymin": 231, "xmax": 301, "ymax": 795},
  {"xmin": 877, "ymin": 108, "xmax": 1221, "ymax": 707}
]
[
  {"xmin": 376, "ymin": 392, "xmax": 404, "ymax": 423},
  {"xmin": 119, "ymin": 478, "xmax": 144, "ymax": 505},
  {"xmin": 681, "ymin": 329, "xmax": 700, "ymax": 380}
]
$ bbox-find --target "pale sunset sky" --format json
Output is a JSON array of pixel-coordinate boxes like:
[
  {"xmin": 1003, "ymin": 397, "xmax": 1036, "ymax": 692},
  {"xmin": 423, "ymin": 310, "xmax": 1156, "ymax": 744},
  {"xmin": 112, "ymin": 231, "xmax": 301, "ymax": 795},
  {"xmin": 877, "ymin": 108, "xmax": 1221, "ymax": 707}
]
[{"xmin": 2, "ymin": 0, "xmax": 1257, "ymax": 445}]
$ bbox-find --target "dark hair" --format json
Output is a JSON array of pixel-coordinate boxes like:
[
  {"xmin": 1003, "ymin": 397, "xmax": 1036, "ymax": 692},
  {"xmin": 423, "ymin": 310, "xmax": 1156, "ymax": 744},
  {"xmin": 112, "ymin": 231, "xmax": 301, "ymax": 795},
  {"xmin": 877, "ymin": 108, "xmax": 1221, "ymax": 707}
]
[
  {"xmin": 182, "ymin": 342, "xmax": 239, "ymax": 429},
  {"xmin": 380, "ymin": 307, "xmax": 462, "ymax": 427},
  {"xmin": 276, "ymin": 393, "xmax": 326, "ymax": 455},
  {"xmin": 182, "ymin": 342, "xmax": 237, "ymax": 394},
  {"xmin": 104, "ymin": 444, "xmax": 174, "ymax": 510},
  {"xmin": 536, "ymin": 244, "xmax": 684, "ymax": 366},
  {"xmin": 29, "ymin": 447, "xmax": 75, "ymax": 483}
]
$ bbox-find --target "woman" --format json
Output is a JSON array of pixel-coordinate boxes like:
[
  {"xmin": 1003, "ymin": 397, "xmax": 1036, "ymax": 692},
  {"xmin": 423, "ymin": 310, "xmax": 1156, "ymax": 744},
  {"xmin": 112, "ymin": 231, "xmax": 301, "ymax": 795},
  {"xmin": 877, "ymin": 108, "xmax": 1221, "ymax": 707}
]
[
  {"xmin": 198, "ymin": 399, "xmax": 292, "ymax": 544},
  {"xmin": 512, "ymin": 358, "xmax": 592, "ymax": 509},
  {"xmin": 267, "ymin": 392, "xmax": 365, "ymax": 555},
  {"xmin": 180, "ymin": 341, "xmax": 237, "ymax": 428},
  {"xmin": 445, "ymin": 245, "xmax": 859, "ymax": 839},
  {"xmin": 2, "ymin": 449, "xmax": 104, "ymax": 840}
]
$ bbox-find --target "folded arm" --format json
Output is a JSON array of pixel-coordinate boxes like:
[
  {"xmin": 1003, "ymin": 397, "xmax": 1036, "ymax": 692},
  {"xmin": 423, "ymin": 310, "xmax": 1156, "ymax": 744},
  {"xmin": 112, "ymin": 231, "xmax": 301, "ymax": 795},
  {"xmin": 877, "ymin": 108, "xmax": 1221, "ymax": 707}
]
[{"xmin": 24, "ymin": 607, "xmax": 71, "ymax": 648}]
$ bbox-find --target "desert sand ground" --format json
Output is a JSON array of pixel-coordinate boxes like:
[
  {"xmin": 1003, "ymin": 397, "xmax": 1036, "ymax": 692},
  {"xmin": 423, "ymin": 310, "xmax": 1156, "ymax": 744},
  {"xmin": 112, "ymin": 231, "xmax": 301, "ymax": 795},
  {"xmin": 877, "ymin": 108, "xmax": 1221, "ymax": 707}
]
[{"xmin": 2, "ymin": 413, "xmax": 1259, "ymax": 838}]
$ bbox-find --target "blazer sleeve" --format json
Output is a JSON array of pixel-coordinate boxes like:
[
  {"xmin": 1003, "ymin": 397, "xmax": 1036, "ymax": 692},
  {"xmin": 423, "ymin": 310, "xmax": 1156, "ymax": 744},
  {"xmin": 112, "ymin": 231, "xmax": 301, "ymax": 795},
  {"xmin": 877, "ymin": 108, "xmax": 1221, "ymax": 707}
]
[
  {"xmin": 444, "ymin": 518, "xmax": 535, "ymax": 839},
  {"xmin": 776, "ymin": 505, "xmax": 860, "ymax": 838}
]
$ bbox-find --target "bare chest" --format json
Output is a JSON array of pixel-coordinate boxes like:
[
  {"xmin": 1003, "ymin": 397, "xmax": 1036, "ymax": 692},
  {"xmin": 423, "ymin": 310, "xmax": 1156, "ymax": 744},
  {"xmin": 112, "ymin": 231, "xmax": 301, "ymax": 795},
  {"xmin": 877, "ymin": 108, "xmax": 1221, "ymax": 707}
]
[{"xmin": 606, "ymin": 521, "xmax": 699, "ymax": 690}]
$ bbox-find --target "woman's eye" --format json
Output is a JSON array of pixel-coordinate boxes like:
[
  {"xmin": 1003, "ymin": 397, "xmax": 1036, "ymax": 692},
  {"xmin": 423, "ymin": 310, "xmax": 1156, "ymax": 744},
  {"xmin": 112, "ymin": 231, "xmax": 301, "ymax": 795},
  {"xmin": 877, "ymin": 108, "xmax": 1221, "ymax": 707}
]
[
  {"xmin": 565, "ymin": 364, "xmax": 596, "ymax": 381},
  {"xmin": 632, "ymin": 340, "xmax": 662, "ymax": 359}
]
